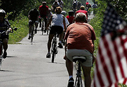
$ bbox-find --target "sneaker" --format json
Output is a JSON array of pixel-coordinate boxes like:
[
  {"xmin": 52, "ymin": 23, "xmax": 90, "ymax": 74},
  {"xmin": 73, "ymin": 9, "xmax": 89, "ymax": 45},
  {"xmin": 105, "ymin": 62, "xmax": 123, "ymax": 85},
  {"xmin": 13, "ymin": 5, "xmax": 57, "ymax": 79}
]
[
  {"xmin": 3, "ymin": 52, "xmax": 7, "ymax": 58},
  {"xmin": 28, "ymin": 35, "xmax": 31, "ymax": 40},
  {"xmin": 44, "ymin": 29, "xmax": 46, "ymax": 33},
  {"xmin": 46, "ymin": 53, "xmax": 51, "ymax": 58},
  {"xmin": 67, "ymin": 77, "xmax": 74, "ymax": 87},
  {"xmin": 58, "ymin": 43, "xmax": 63, "ymax": 48}
]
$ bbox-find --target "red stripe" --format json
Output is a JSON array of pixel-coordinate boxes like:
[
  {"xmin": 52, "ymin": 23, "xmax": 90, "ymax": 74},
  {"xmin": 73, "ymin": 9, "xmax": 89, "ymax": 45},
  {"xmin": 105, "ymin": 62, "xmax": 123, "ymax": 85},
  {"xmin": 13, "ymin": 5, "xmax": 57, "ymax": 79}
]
[
  {"xmin": 101, "ymin": 36, "xmax": 112, "ymax": 85},
  {"xmin": 123, "ymin": 78, "xmax": 127, "ymax": 84},
  {"xmin": 94, "ymin": 46, "xmax": 105, "ymax": 86},
  {"xmin": 104, "ymin": 34, "xmax": 118, "ymax": 82}
]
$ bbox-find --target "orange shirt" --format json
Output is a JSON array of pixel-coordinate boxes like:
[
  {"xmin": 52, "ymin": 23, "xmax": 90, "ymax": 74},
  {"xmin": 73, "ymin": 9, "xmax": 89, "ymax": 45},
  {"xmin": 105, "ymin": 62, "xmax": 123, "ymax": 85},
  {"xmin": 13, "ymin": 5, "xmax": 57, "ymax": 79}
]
[{"xmin": 64, "ymin": 22, "xmax": 96, "ymax": 53}]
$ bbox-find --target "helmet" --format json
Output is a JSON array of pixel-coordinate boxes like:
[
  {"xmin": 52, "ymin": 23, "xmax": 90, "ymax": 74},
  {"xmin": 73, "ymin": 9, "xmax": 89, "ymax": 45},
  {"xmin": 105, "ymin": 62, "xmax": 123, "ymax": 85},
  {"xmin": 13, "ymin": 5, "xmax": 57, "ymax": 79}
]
[
  {"xmin": 61, "ymin": 11, "xmax": 66, "ymax": 16},
  {"xmin": 42, "ymin": 1, "xmax": 46, "ymax": 4},
  {"xmin": 0, "ymin": 9, "xmax": 6, "ymax": 17}
]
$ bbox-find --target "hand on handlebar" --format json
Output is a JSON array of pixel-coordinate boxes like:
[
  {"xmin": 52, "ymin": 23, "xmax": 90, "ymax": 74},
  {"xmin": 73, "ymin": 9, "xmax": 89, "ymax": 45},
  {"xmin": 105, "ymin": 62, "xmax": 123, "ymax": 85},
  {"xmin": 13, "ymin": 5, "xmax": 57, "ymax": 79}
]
[{"xmin": 6, "ymin": 28, "xmax": 12, "ymax": 35}]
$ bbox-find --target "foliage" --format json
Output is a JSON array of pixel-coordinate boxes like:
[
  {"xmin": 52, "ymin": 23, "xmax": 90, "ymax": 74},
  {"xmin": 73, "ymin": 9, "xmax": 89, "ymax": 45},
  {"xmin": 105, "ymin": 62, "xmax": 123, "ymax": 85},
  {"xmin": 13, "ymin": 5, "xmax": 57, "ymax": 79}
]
[{"xmin": 9, "ymin": 15, "xmax": 29, "ymax": 44}]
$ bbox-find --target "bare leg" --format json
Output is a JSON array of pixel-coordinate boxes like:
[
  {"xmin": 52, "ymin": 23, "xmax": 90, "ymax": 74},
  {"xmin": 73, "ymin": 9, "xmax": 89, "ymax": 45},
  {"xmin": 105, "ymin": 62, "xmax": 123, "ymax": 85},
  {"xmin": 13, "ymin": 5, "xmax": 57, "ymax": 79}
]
[
  {"xmin": 66, "ymin": 58, "xmax": 73, "ymax": 76},
  {"xmin": 3, "ymin": 38, "xmax": 8, "ymax": 52},
  {"xmin": 82, "ymin": 65, "xmax": 91, "ymax": 87},
  {"xmin": 47, "ymin": 34, "xmax": 54, "ymax": 53}
]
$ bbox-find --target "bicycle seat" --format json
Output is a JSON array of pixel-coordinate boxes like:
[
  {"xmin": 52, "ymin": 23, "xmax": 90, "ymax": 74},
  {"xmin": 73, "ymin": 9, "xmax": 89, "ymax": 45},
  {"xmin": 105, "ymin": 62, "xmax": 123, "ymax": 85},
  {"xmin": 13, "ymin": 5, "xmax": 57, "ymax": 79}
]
[{"xmin": 73, "ymin": 56, "xmax": 87, "ymax": 62}]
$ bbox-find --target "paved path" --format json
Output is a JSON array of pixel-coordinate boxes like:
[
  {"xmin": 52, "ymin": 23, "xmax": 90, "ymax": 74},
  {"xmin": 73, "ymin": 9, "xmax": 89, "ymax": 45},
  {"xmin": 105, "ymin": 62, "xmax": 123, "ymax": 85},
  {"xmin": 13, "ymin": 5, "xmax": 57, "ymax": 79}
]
[
  {"xmin": 0, "ymin": 29, "xmax": 69, "ymax": 87},
  {"xmin": 0, "ymin": 12, "xmax": 94, "ymax": 87}
]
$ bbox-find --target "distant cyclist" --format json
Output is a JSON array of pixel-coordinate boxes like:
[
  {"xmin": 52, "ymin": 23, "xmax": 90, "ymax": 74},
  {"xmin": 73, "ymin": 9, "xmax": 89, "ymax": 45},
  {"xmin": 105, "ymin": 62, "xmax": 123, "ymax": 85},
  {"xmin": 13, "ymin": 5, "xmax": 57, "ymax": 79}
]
[
  {"xmin": 0, "ymin": 9, "xmax": 12, "ymax": 58},
  {"xmin": 39, "ymin": 1, "xmax": 49, "ymax": 32},
  {"xmin": 28, "ymin": 8, "xmax": 39, "ymax": 39},
  {"xmin": 72, "ymin": 0, "xmax": 77, "ymax": 13},
  {"xmin": 61, "ymin": 11, "xmax": 69, "ymax": 45},
  {"xmin": 51, "ymin": 0, "xmax": 59, "ymax": 13},
  {"xmin": 66, "ymin": 10, "xmax": 75, "ymax": 24},
  {"xmin": 75, "ymin": 5, "xmax": 88, "ymax": 21},
  {"xmin": 46, "ymin": 7, "xmax": 66, "ymax": 58},
  {"xmin": 58, "ymin": 0, "xmax": 64, "ymax": 9},
  {"xmin": 86, "ymin": 1, "xmax": 91, "ymax": 11},
  {"xmin": 64, "ymin": 13, "xmax": 96, "ymax": 87}
]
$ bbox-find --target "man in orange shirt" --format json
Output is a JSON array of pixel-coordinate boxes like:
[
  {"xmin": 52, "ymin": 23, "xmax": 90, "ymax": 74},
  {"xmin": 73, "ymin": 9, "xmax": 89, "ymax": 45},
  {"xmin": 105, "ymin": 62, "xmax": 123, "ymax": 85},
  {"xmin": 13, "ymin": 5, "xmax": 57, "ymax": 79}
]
[{"xmin": 64, "ymin": 13, "xmax": 96, "ymax": 87}]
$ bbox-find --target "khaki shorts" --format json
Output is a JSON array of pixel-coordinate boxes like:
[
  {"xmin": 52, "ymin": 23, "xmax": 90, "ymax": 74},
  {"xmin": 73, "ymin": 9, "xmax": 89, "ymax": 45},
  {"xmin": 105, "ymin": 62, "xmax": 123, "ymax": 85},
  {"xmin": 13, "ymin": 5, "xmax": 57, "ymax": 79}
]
[{"xmin": 66, "ymin": 49, "xmax": 93, "ymax": 67}]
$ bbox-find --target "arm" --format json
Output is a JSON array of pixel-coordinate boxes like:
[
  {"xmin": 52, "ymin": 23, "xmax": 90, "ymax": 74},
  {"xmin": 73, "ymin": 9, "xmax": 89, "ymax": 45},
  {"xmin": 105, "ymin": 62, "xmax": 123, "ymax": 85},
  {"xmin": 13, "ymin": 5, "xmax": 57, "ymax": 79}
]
[
  {"xmin": 46, "ymin": 16, "xmax": 52, "ymax": 29},
  {"xmin": 63, "ymin": 16, "xmax": 66, "ymax": 32}
]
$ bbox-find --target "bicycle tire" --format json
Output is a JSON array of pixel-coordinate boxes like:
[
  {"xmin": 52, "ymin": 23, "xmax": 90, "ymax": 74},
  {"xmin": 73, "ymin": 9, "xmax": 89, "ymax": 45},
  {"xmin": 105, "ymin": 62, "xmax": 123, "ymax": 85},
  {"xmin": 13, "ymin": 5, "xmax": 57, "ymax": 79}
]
[
  {"xmin": 51, "ymin": 52, "xmax": 55, "ymax": 63},
  {"xmin": 31, "ymin": 26, "xmax": 34, "ymax": 43},
  {"xmin": 0, "ymin": 58, "xmax": 2, "ymax": 69},
  {"xmin": 41, "ymin": 20, "xmax": 45, "ymax": 35},
  {"xmin": 75, "ymin": 76, "xmax": 83, "ymax": 87}
]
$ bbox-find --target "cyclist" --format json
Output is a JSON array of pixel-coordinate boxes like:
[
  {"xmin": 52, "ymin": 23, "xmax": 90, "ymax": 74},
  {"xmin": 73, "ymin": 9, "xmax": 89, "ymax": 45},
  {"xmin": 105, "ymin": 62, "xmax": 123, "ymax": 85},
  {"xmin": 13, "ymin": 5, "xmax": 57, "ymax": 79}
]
[
  {"xmin": 86, "ymin": 1, "xmax": 91, "ymax": 12},
  {"xmin": 51, "ymin": 0, "xmax": 59, "ymax": 13},
  {"xmin": 64, "ymin": 13, "xmax": 96, "ymax": 87},
  {"xmin": 39, "ymin": 1, "xmax": 49, "ymax": 32},
  {"xmin": 46, "ymin": 6, "xmax": 66, "ymax": 58},
  {"xmin": 58, "ymin": 0, "xmax": 64, "ymax": 9},
  {"xmin": 28, "ymin": 8, "xmax": 39, "ymax": 39},
  {"xmin": 72, "ymin": 0, "xmax": 77, "ymax": 13},
  {"xmin": 75, "ymin": 5, "xmax": 88, "ymax": 21},
  {"xmin": 61, "ymin": 11, "xmax": 69, "ymax": 45},
  {"xmin": 66, "ymin": 10, "xmax": 75, "ymax": 24},
  {"xmin": 0, "ymin": 9, "xmax": 12, "ymax": 58}
]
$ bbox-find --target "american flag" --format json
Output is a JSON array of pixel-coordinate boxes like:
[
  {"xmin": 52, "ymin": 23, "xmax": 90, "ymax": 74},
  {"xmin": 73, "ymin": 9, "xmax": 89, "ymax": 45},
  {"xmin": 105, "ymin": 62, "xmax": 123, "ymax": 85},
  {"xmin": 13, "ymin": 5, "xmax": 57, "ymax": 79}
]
[{"xmin": 91, "ymin": 3, "xmax": 127, "ymax": 87}]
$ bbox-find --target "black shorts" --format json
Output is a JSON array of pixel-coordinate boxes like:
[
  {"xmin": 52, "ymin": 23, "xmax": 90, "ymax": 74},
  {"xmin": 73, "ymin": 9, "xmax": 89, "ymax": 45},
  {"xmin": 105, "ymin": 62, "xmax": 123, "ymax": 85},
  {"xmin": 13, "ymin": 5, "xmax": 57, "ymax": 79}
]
[
  {"xmin": 29, "ymin": 20, "xmax": 38, "ymax": 26},
  {"xmin": 1, "ymin": 34, "xmax": 9, "ymax": 41},
  {"xmin": 50, "ymin": 26, "xmax": 63, "ymax": 34}
]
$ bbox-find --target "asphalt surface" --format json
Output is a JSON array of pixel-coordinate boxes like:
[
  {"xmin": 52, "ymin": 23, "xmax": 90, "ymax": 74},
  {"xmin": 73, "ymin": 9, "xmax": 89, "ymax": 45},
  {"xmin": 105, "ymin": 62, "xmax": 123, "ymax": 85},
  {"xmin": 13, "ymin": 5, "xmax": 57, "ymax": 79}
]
[{"xmin": 0, "ymin": 12, "xmax": 94, "ymax": 87}]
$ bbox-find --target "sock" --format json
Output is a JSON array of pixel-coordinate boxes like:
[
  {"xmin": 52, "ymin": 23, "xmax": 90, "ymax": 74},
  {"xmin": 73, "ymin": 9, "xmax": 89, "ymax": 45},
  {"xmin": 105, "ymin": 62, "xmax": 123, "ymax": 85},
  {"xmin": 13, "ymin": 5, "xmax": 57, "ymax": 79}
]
[{"xmin": 69, "ymin": 76, "xmax": 73, "ymax": 79}]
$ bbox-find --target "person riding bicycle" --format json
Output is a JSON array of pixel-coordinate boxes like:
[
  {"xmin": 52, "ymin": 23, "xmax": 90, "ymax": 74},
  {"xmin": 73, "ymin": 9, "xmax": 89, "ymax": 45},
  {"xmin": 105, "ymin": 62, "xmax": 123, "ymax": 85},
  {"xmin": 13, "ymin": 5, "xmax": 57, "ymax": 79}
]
[
  {"xmin": 66, "ymin": 10, "xmax": 75, "ymax": 24},
  {"xmin": 28, "ymin": 8, "xmax": 39, "ymax": 39},
  {"xmin": 0, "ymin": 9, "xmax": 12, "ymax": 58},
  {"xmin": 86, "ymin": 1, "xmax": 91, "ymax": 11},
  {"xmin": 72, "ymin": 0, "xmax": 77, "ymax": 13},
  {"xmin": 51, "ymin": 0, "xmax": 59, "ymax": 13},
  {"xmin": 58, "ymin": 0, "xmax": 64, "ymax": 9},
  {"xmin": 64, "ymin": 13, "xmax": 96, "ymax": 87},
  {"xmin": 39, "ymin": 1, "xmax": 49, "ymax": 32},
  {"xmin": 46, "ymin": 6, "xmax": 66, "ymax": 58},
  {"xmin": 61, "ymin": 11, "xmax": 69, "ymax": 45},
  {"xmin": 75, "ymin": 5, "xmax": 88, "ymax": 21}
]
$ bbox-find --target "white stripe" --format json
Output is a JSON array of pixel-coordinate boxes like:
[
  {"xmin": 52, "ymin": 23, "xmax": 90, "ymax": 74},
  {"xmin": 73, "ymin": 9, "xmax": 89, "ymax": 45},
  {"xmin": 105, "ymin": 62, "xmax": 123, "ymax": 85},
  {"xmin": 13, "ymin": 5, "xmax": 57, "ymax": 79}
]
[
  {"xmin": 97, "ymin": 37, "xmax": 109, "ymax": 86},
  {"xmin": 93, "ymin": 66, "xmax": 100, "ymax": 87},
  {"xmin": 105, "ymin": 34, "xmax": 117, "ymax": 83},
  {"xmin": 115, "ymin": 37, "xmax": 124, "ymax": 80}
]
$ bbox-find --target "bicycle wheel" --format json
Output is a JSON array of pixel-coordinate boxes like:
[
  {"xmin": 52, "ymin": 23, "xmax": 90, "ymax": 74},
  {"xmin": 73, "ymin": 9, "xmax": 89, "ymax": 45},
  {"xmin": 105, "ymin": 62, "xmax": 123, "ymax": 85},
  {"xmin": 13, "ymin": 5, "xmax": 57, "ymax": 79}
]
[
  {"xmin": 51, "ymin": 39, "xmax": 57, "ymax": 63},
  {"xmin": 31, "ymin": 26, "xmax": 34, "ymax": 44},
  {"xmin": 41, "ymin": 20, "xmax": 45, "ymax": 35},
  {"xmin": 75, "ymin": 76, "xmax": 83, "ymax": 87}
]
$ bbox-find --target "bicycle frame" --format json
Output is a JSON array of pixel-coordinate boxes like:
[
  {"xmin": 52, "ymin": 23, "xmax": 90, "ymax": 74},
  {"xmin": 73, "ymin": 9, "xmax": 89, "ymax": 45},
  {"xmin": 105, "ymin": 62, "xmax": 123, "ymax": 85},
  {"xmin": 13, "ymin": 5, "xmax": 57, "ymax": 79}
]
[{"xmin": 73, "ymin": 56, "xmax": 87, "ymax": 87}]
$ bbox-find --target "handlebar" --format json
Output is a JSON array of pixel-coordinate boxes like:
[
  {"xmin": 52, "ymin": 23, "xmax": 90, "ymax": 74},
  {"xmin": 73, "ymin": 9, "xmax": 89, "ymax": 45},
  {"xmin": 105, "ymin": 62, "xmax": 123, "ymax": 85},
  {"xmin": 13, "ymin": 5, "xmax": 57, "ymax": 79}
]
[{"xmin": 0, "ymin": 27, "xmax": 17, "ymax": 35}]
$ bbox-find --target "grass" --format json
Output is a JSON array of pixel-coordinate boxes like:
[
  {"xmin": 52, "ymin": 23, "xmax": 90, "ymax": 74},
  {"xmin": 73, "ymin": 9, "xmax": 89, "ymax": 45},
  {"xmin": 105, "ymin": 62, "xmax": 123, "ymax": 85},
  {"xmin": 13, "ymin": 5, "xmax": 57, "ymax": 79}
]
[{"xmin": 8, "ymin": 16, "xmax": 29, "ymax": 44}]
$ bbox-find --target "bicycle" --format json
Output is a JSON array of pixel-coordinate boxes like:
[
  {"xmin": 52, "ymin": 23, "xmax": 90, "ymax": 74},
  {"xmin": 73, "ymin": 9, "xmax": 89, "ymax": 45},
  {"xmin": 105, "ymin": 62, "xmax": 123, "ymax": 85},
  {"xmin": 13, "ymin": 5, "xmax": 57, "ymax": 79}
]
[
  {"xmin": 0, "ymin": 28, "xmax": 17, "ymax": 69},
  {"xmin": 51, "ymin": 32, "xmax": 58, "ymax": 63},
  {"xmin": 31, "ymin": 23, "xmax": 35, "ymax": 44},
  {"xmin": 73, "ymin": 56, "xmax": 87, "ymax": 87},
  {"xmin": 39, "ymin": 17, "xmax": 49, "ymax": 35}
]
